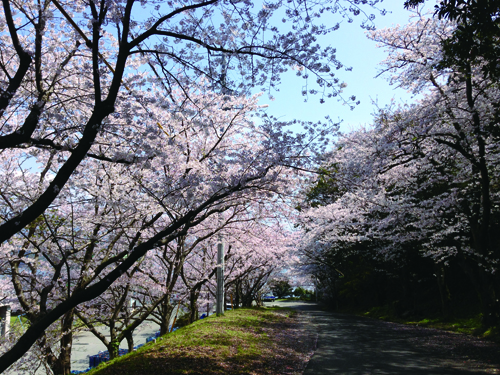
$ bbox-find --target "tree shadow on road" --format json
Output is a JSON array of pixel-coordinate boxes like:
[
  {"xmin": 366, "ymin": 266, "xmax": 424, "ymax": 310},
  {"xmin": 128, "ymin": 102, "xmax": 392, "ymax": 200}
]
[{"xmin": 288, "ymin": 303, "xmax": 500, "ymax": 374}]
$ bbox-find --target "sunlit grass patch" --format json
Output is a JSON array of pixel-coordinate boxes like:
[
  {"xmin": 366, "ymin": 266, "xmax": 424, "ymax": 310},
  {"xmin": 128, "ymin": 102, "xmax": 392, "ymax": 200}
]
[
  {"xmin": 353, "ymin": 306, "xmax": 499, "ymax": 342},
  {"xmin": 87, "ymin": 307, "xmax": 307, "ymax": 375}
]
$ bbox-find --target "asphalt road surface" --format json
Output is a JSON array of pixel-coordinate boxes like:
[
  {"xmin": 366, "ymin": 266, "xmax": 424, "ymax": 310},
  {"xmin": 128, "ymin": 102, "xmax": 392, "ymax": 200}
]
[
  {"xmin": 266, "ymin": 301, "xmax": 500, "ymax": 375},
  {"xmin": 71, "ymin": 320, "xmax": 161, "ymax": 372}
]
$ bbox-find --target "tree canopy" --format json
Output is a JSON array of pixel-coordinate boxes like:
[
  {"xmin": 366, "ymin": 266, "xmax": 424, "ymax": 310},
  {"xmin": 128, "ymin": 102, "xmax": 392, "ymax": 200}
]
[
  {"xmin": 0, "ymin": 0, "xmax": 383, "ymax": 372},
  {"xmin": 297, "ymin": 9, "xmax": 500, "ymax": 326}
]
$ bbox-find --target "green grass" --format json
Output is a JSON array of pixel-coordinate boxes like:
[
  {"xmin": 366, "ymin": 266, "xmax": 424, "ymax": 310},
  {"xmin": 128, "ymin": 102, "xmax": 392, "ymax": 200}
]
[
  {"xmin": 275, "ymin": 297, "xmax": 315, "ymax": 302},
  {"xmin": 408, "ymin": 315, "xmax": 482, "ymax": 335},
  {"xmin": 87, "ymin": 307, "xmax": 297, "ymax": 375},
  {"xmin": 9, "ymin": 315, "xmax": 28, "ymax": 333},
  {"xmin": 348, "ymin": 306, "xmax": 500, "ymax": 342}
]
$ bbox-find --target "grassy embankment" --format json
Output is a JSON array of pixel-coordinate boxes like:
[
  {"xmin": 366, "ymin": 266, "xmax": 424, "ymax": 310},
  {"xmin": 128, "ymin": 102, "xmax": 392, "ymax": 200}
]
[{"xmin": 87, "ymin": 307, "xmax": 308, "ymax": 375}]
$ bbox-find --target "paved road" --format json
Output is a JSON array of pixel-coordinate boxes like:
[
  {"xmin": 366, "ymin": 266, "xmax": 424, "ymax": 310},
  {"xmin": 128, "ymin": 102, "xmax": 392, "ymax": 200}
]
[
  {"xmin": 266, "ymin": 301, "xmax": 498, "ymax": 375},
  {"xmin": 71, "ymin": 320, "xmax": 161, "ymax": 372}
]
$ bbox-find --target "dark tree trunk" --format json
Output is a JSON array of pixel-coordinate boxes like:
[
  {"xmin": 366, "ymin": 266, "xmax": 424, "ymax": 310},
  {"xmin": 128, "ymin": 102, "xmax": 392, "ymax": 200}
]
[
  {"xmin": 241, "ymin": 287, "xmax": 253, "ymax": 308},
  {"xmin": 457, "ymin": 244, "xmax": 500, "ymax": 327},
  {"xmin": 234, "ymin": 281, "xmax": 241, "ymax": 309},
  {"xmin": 159, "ymin": 300, "xmax": 174, "ymax": 336},
  {"xmin": 435, "ymin": 265, "xmax": 452, "ymax": 318},
  {"xmin": 45, "ymin": 309, "xmax": 75, "ymax": 375},
  {"xmin": 188, "ymin": 288, "xmax": 200, "ymax": 324},
  {"xmin": 125, "ymin": 331, "xmax": 134, "ymax": 353},
  {"xmin": 107, "ymin": 339, "xmax": 120, "ymax": 360},
  {"xmin": 478, "ymin": 272, "xmax": 500, "ymax": 328}
]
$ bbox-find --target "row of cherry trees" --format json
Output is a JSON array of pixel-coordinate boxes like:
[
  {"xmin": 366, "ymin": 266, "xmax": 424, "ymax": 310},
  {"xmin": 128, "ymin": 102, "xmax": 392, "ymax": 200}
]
[
  {"xmin": 0, "ymin": 0, "xmax": 384, "ymax": 372},
  {"xmin": 10, "ymin": 200, "xmax": 293, "ymax": 375},
  {"xmin": 297, "ymin": 11, "xmax": 500, "ymax": 326},
  {"xmin": 0, "ymin": 83, "xmax": 299, "ymax": 374}
]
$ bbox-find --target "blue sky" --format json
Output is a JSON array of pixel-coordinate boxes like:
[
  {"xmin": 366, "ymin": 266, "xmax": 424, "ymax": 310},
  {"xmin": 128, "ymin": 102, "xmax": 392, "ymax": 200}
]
[{"xmin": 261, "ymin": 0, "xmax": 430, "ymax": 133}]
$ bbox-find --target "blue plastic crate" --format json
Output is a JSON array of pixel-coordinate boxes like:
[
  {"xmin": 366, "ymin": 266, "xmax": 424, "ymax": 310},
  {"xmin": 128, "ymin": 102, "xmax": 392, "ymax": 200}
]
[{"xmin": 146, "ymin": 330, "xmax": 161, "ymax": 343}]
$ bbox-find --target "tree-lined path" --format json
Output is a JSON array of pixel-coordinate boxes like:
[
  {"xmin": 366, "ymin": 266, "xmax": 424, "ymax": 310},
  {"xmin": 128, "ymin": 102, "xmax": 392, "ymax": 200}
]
[{"xmin": 269, "ymin": 302, "xmax": 500, "ymax": 374}]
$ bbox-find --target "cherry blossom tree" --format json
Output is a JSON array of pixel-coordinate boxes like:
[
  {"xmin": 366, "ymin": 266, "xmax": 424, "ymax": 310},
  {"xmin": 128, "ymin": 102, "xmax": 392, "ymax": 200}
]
[
  {"xmin": 174, "ymin": 196, "xmax": 296, "ymax": 320},
  {"xmin": 0, "ymin": 0, "xmax": 386, "ymax": 370},
  {"xmin": 0, "ymin": 278, "xmax": 14, "ymax": 305},
  {"xmin": 74, "ymin": 184, "xmax": 297, "ymax": 359},
  {"xmin": 0, "ymin": 0, "xmax": 375, "ymax": 243},
  {"xmin": 74, "ymin": 268, "xmax": 163, "ymax": 360},
  {"xmin": 369, "ymin": 11, "xmax": 500, "ymax": 325},
  {"xmin": 404, "ymin": 0, "xmax": 500, "ymax": 80},
  {"xmin": 210, "ymin": 211, "xmax": 294, "ymax": 308},
  {"xmin": 297, "ymin": 11, "xmax": 500, "ymax": 324},
  {"xmin": 1, "ymin": 83, "xmax": 321, "ymax": 373}
]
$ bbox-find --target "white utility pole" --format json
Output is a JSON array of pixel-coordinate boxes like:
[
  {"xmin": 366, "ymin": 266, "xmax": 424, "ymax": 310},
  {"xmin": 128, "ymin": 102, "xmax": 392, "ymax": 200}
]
[
  {"xmin": 0, "ymin": 305, "xmax": 10, "ymax": 336},
  {"xmin": 216, "ymin": 241, "xmax": 225, "ymax": 316}
]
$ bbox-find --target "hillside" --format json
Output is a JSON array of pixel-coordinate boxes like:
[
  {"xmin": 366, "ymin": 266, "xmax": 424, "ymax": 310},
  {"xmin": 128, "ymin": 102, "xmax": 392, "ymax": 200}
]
[{"xmin": 86, "ymin": 307, "xmax": 315, "ymax": 375}]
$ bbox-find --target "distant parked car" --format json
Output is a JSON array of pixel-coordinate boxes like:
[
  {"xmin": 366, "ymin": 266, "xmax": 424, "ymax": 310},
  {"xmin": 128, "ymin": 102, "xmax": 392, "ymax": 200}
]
[{"xmin": 262, "ymin": 296, "xmax": 276, "ymax": 302}]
